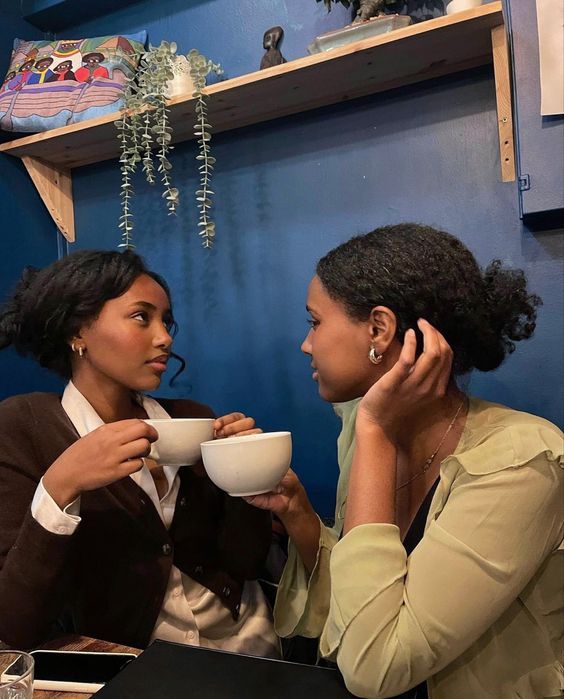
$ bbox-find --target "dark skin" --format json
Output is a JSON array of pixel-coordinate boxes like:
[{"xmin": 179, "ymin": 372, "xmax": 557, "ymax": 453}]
[
  {"xmin": 247, "ymin": 276, "xmax": 466, "ymax": 572},
  {"xmin": 34, "ymin": 59, "xmax": 53, "ymax": 72},
  {"xmin": 43, "ymin": 274, "xmax": 261, "ymax": 508}
]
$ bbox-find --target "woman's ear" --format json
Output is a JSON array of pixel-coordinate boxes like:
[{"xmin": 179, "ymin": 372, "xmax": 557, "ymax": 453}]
[{"xmin": 368, "ymin": 306, "xmax": 397, "ymax": 354}]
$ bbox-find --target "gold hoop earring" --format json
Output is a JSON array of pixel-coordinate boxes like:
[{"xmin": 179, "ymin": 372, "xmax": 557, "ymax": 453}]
[
  {"xmin": 71, "ymin": 342, "xmax": 85, "ymax": 358},
  {"xmin": 368, "ymin": 346, "xmax": 383, "ymax": 365}
]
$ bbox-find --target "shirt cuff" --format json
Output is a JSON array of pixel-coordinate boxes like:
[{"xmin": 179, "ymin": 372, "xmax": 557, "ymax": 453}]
[
  {"xmin": 274, "ymin": 516, "xmax": 338, "ymax": 638},
  {"xmin": 31, "ymin": 478, "xmax": 81, "ymax": 535}
]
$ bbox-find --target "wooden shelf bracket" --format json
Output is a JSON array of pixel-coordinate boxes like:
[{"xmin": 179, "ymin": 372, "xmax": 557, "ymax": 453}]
[
  {"xmin": 491, "ymin": 24, "xmax": 516, "ymax": 182},
  {"xmin": 22, "ymin": 156, "xmax": 75, "ymax": 242}
]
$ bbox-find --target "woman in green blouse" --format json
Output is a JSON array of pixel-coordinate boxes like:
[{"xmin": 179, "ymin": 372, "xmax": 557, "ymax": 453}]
[{"xmin": 248, "ymin": 223, "xmax": 563, "ymax": 699}]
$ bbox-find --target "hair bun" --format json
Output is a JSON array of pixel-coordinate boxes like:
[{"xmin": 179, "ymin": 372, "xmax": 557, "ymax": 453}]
[
  {"xmin": 0, "ymin": 266, "xmax": 40, "ymax": 350},
  {"xmin": 469, "ymin": 260, "xmax": 541, "ymax": 371}
]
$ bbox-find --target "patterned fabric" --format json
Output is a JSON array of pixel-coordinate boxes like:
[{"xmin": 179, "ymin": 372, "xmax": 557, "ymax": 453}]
[{"xmin": 0, "ymin": 33, "xmax": 146, "ymax": 132}]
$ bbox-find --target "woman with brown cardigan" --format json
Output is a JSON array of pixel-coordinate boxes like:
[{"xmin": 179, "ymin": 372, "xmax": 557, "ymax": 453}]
[{"xmin": 0, "ymin": 249, "xmax": 278, "ymax": 657}]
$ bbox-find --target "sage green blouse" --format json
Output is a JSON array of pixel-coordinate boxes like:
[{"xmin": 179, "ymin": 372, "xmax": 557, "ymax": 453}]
[{"xmin": 274, "ymin": 397, "xmax": 564, "ymax": 699}]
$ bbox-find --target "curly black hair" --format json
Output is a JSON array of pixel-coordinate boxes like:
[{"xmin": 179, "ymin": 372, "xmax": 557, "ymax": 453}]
[
  {"xmin": 0, "ymin": 249, "xmax": 183, "ymax": 380},
  {"xmin": 316, "ymin": 223, "xmax": 542, "ymax": 374}
]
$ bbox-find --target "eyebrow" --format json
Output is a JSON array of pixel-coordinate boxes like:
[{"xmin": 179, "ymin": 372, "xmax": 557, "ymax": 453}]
[{"xmin": 130, "ymin": 301, "xmax": 172, "ymax": 314}]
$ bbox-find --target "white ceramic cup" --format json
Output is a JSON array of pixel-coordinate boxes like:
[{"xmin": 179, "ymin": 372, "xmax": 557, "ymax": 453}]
[
  {"xmin": 200, "ymin": 431, "xmax": 292, "ymax": 496},
  {"xmin": 144, "ymin": 418, "xmax": 214, "ymax": 465}
]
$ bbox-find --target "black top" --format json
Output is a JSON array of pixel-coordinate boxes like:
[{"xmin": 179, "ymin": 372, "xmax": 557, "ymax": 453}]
[
  {"xmin": 394, "ymin": 478, "xmax": 440, "ymax": 699},
  {"xmin": 403, "ymin": 478, "xmax": 440, "ymax": 556}
]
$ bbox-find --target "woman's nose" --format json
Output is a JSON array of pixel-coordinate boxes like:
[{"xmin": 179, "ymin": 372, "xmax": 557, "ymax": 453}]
[
  {"xmin": 154, "ymin": 324, "xmax": 173, "ymax": 349},
  {"xmin": 301, "ymin": 330, "xmax": 313, "ymax": 355}
]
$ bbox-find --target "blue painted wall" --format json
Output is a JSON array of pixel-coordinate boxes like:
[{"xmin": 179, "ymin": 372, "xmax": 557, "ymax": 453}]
[
  {"xmin": 1, "ymin": 1, "xmax": 562, "ymax": 515},
  {"xmin": 0, "ymin": 6, "xmax": 64, "ymax": 399}
]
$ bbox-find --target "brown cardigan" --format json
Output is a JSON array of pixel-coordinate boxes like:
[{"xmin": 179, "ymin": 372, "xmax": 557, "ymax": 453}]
[{"xmin": 0, "ymin": 393, "xmax": 272, "ymax": 650}]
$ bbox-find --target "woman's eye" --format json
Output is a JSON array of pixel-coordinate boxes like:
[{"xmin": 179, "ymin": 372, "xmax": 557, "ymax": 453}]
[
  {"xmin": 132, "ymin": 311, "xmax": 148, "ymax": 323},
  {"xmin": 307, "ymin": 318, "xmax": 319, "ymax": 329}
]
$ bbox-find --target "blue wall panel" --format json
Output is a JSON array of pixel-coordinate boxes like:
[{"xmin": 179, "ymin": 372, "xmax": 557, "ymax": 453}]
[
  {"xmin": 69, "ymin": 72, "xmax": 563, "ymax": 515},
  {"xmin": 0, "ymin": 1, "xmax": 562, "ymax": 515},
  {"xmin": 0, "ymin": 7, "xmax": 63, "ymax": 400},
  {"xmin": 51, "ymin": 0, "xmax": 352, "ymax": 79}
]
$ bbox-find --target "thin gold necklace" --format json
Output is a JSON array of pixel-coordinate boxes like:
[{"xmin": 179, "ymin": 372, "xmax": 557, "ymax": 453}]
[{"xmin": 396, "ymin": 398, "xmax": 466, "ymax": 491}]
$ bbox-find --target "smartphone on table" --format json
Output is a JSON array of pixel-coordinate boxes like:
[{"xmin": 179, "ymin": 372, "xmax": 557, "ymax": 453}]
[{"xmin": 4, "ymin": 649, "xmax": 137, "ymax": 693}]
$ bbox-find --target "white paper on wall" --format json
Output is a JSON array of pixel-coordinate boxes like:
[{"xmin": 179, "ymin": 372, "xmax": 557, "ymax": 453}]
[{"xmin": 535, "ymin": 0, "xmax": 564, "ymax": 115}]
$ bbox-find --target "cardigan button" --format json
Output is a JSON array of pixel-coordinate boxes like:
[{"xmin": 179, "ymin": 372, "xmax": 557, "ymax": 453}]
[
  {"xmin": 162, "ymin": 543, "xmax": 172, "ymax": 556},
  {"xmin": 194, "ymin": 565, "xmax": 204, "ymax": 574},
  {"xmin": 222, "ymin": 586, "xmax": 231, "ymax": 598},
  {"xmin": 179, "ymin": 497, "xmax": 187, "ymax": 507}
]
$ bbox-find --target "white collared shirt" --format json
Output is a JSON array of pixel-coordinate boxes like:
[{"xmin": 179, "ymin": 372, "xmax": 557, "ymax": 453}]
[{"xmin": 31, "ymin": 381, "xmax": 280, "ymax": 658}]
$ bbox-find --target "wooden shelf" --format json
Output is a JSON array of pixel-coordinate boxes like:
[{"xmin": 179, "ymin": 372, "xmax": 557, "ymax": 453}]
[{"xmin": 0, "ymin": 3, "xmax": 510, "ymax": 241}]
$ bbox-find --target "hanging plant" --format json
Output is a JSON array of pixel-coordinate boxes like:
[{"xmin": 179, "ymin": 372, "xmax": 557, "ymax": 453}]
[
  {"xmin": 187, "ymin": 49, "xmax": 223, "ymax": 249},
  {"xmin": 115, "ymin": 41, "xmax": 222, "ymax": 249}
]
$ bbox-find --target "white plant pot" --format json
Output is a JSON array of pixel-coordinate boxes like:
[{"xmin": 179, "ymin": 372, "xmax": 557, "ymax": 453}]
[
  {"xmin": 445, "ymin": 0, "xmax": 483, "ymax": 15},
  {"xmin": 165, "ymin": 55, "xmax": 195, "ymax": 98}
]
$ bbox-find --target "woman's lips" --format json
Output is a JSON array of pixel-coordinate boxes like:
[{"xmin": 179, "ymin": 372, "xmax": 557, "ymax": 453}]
[{"xmin": 147, "ymin": 356, "xmax": 168, "ymax": 372}]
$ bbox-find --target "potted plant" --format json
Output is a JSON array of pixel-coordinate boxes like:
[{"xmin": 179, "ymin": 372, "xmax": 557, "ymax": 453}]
[
  {"xmin": 116, "ymin": 41, "xmax": 223, "ymax": 249},
  {"xmin": 317, "ymin": 0, "xmax": 397, "ymax": 22},
  {"xmin": 317, "ymin": 0, "xmax": 445, "ymax": 23}
]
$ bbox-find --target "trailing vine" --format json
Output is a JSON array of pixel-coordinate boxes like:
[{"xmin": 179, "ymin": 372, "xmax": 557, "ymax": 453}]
[
  {"xmin": 187, "ymin": 49, "xmax": 222, "ymax": 248},
  {"xmin": 116, "ymin": 42, "xmax": 221, "ymax": 249}
]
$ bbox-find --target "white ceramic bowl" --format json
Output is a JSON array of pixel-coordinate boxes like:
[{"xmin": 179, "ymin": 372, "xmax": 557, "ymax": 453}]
[
  {"xmin": 200, "ymin": 431, "xmax": 292, "ymax": 497},
  {"xmin": 144, "ymin": 418, "xmax": 214, "ymax": 465}
]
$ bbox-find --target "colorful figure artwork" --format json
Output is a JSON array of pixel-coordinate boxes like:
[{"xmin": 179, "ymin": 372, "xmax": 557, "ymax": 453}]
[
  {"xmin": 51, "ymin": 40, "xmax": 83, "ymax": 72},
  {"xmin": 27, "ymin": 57, "xmax": 55, "ymax": 84},
  {"xmin": 0, "ymin": 32, "xmax": 146, "ymax": 132},
  {"xmin": 75, "ymin": 52, "xmax": 110, "ymax": 83},
  {"xmin": 0, "ymin": 72, "xmax": 15, "ymax": 92},
  {"xmin": 46, "ymin": 60, "xmax": 76, "ymax": 82}
]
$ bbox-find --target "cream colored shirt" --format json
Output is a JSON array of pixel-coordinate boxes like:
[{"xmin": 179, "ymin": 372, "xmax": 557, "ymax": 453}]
[
  {"xmin": 32, "ymin": 381, "xmax": 280, "ymax": 658},
  {"xmin": 275, "ymin": 397, "xmax": 564, "ymax": 698}
]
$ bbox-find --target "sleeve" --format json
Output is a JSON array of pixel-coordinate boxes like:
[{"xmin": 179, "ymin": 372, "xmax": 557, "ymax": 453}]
[
  {"xmin": 31, "ymin": 478, "xmax": 81, "ymax": 535},
  {"xmin": 274, "ymin": 518, "xmax": 339, "ymax": 638},
  {"xmin": 0, "ymin": 399, "xmax": 78, "ymax": 649},
  {"xmin": 319, "ymin": 454, "xmax": 564, "ymax": 699}
]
